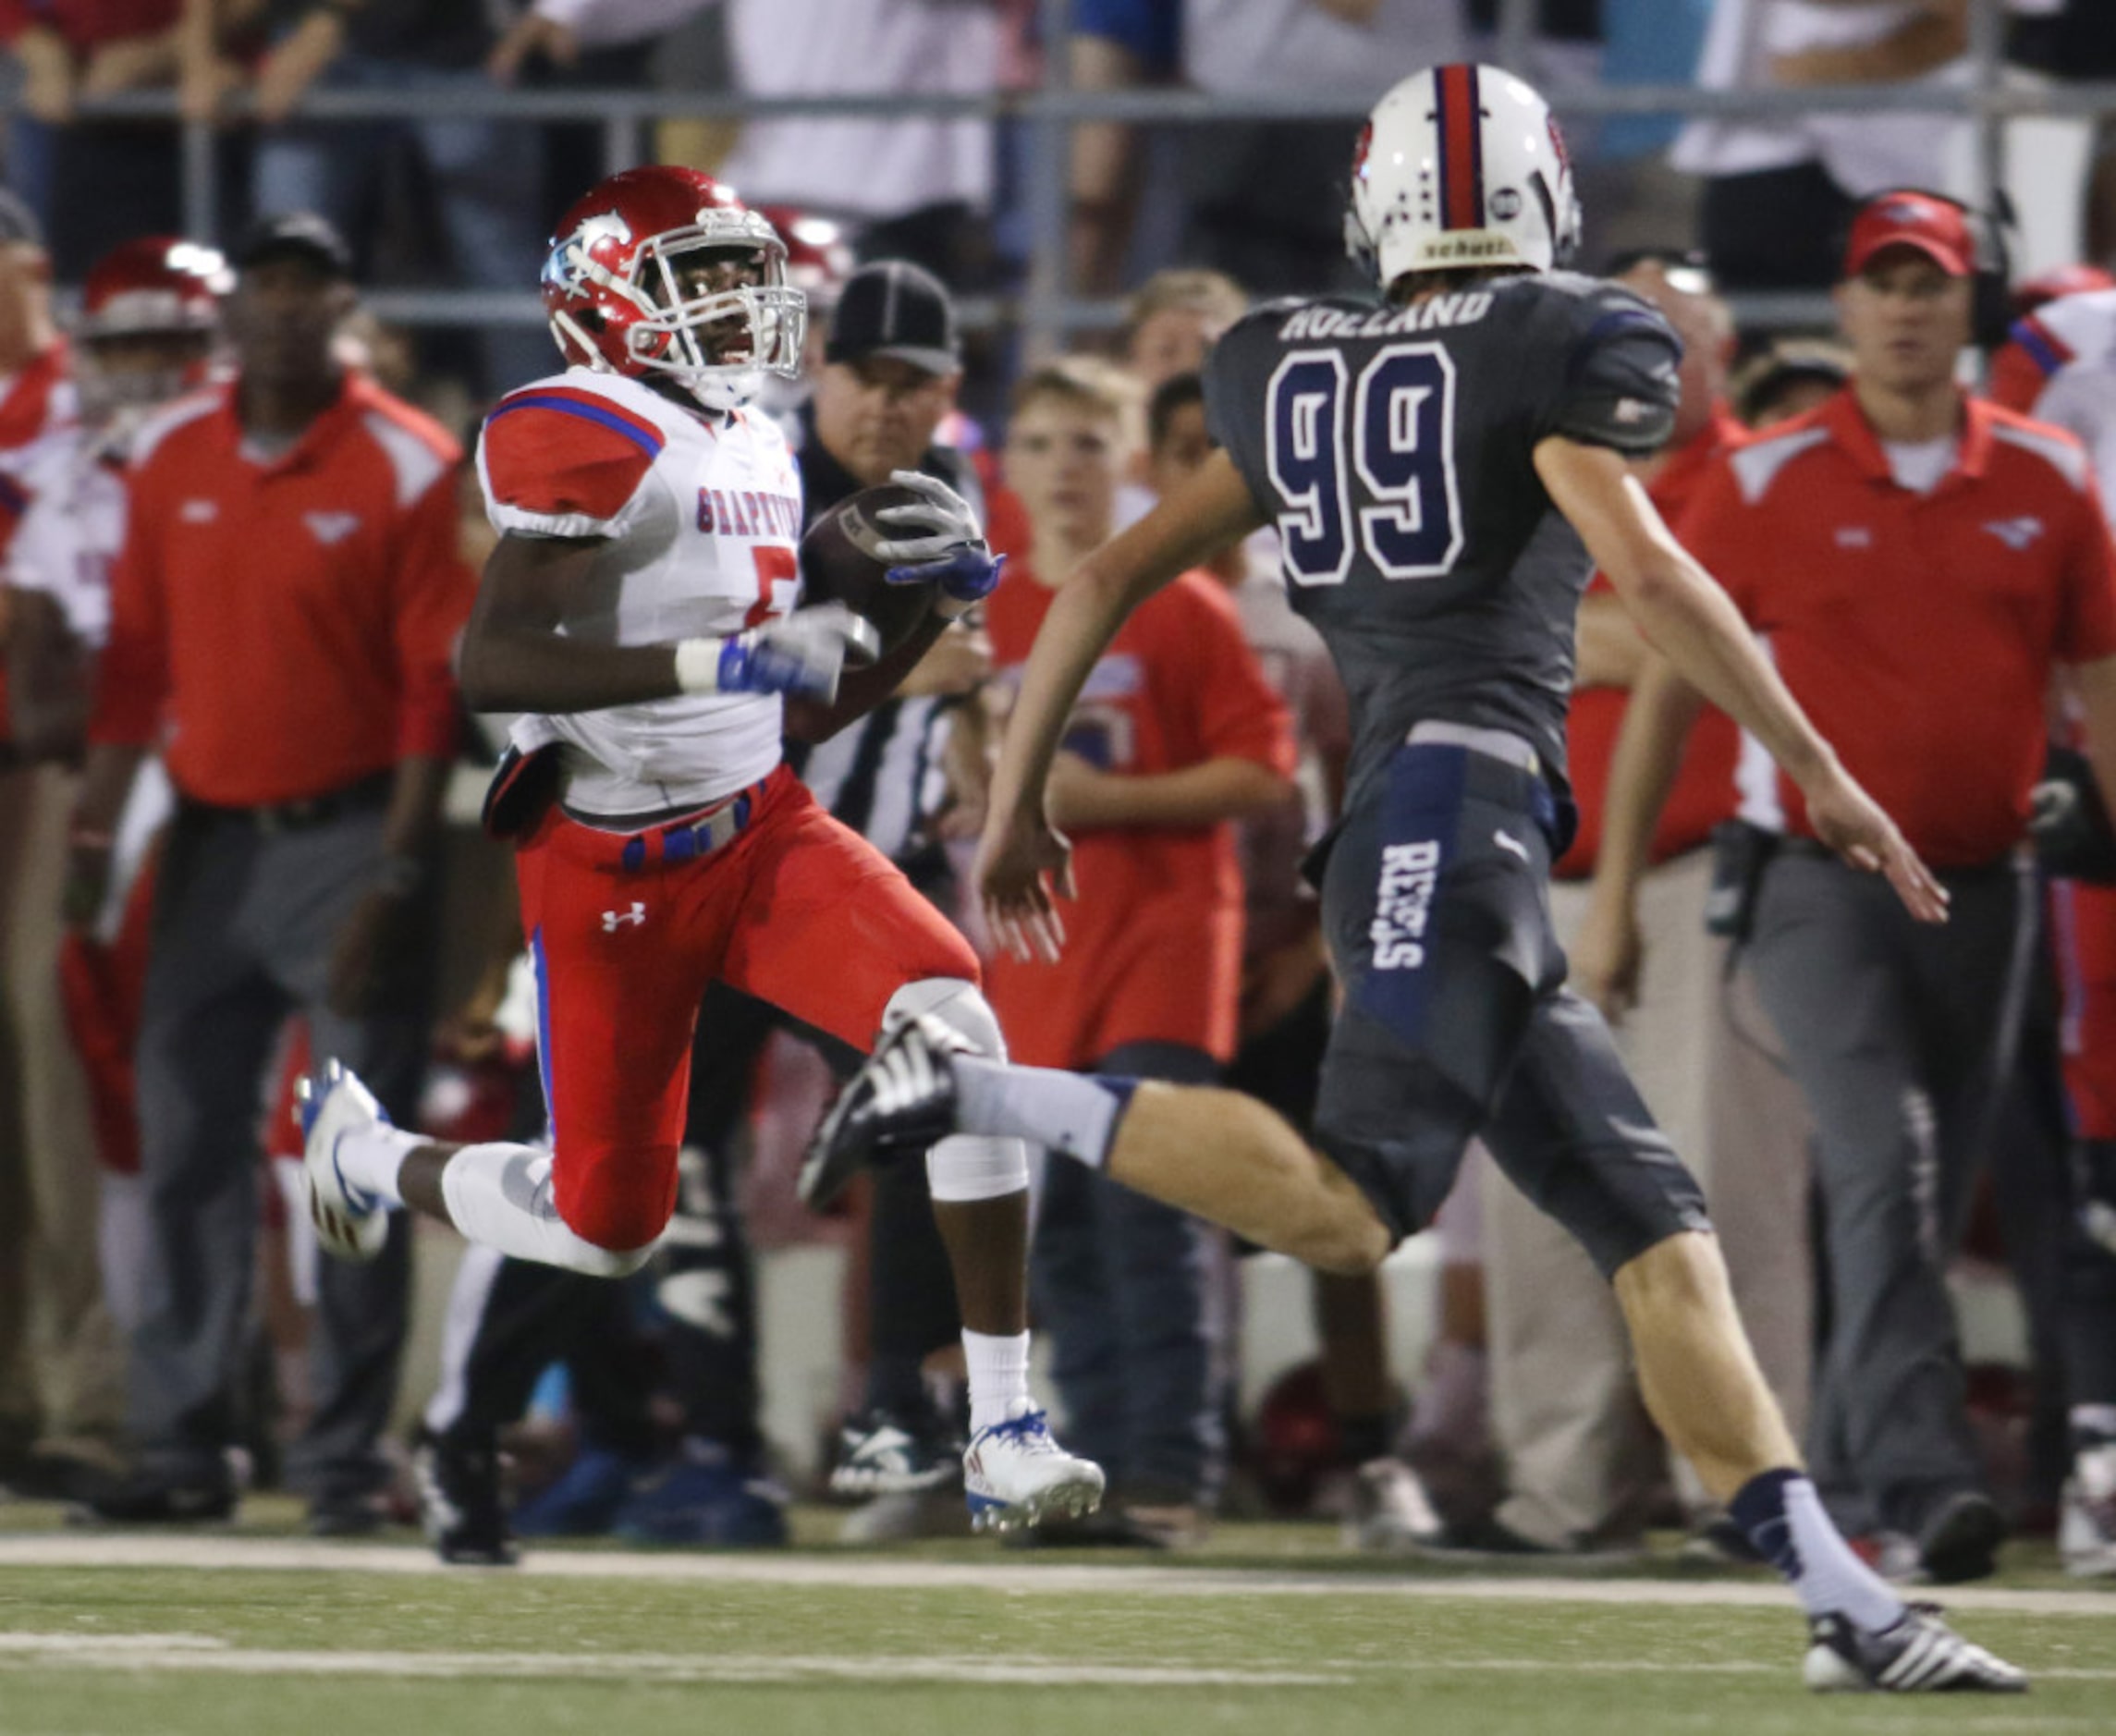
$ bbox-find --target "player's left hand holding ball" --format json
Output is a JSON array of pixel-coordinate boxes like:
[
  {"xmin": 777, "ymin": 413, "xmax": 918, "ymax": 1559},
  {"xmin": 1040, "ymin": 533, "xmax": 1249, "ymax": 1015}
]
[{"xmin": 875, "ymin": 470, "xmax": 1005, "ymax": 618}]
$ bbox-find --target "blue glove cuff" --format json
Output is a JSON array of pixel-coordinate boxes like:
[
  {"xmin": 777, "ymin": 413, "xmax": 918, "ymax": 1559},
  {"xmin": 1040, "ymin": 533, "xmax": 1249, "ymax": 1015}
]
[{"xmin": 887, "ymin": 544, "xmax": 1004, "ymax": 604}]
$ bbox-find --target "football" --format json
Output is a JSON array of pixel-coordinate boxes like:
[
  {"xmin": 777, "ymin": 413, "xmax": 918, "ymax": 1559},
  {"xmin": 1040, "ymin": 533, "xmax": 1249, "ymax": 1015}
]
[{"xmin": 797, "ymin": 482, "xmax": 938, "ymax": 656}]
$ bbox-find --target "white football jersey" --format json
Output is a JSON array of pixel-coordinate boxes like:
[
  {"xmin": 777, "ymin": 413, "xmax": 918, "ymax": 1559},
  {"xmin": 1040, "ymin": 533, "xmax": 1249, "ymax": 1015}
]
[
  {"xmin": 2005, "ymin": 289, "xmax": 2116, "ymax": 528},
  {"xmin": 478, "ymin": 368, "xmax": 805, "ymax": 817}
]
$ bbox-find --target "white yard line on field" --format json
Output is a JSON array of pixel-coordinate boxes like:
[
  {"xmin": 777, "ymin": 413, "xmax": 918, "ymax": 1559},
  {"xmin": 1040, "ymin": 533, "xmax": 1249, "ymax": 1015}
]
[
  {"xmin": 0, "ymin": 1634, "xmax": 1344, "ymax": 1687},
  {"xmin": 1, "ymin": 1632, "xmax": 2114, "ymax": 1686},
  {"xmin": 0, "ymin": 1534, "xmax": 2112, "ymax": 1620}
]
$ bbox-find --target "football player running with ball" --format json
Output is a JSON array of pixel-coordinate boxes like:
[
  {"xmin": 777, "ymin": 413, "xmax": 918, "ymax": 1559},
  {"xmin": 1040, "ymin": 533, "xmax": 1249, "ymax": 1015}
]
[
  {"xmin": 806, "ymin": 67, "xmax": 2025, "ymax": 1687},
  {"xmin": 297, "ymin": 166, "xmax": 1102, "ymax": 1534}
]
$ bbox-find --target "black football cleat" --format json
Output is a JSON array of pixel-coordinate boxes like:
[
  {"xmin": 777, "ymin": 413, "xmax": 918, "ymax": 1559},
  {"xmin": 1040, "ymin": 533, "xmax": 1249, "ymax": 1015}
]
[
  {"xmin": 412, "ymin": 1430, "xmax": 517, "ymax": 1568},
  {"xmin": 1804, "ymin": 1602, "xmax": 2027, "ymax": 1693},
  {"xmin": 799, "ymin": 1013, "xmax": 969, "ymax": 1210}
]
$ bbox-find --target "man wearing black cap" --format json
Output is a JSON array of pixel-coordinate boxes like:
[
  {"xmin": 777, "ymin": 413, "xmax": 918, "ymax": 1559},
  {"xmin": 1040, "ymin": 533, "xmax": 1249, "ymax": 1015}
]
[{"xmin": 66, "ymin": 212, "xmax": 477, "ymax": 1531}]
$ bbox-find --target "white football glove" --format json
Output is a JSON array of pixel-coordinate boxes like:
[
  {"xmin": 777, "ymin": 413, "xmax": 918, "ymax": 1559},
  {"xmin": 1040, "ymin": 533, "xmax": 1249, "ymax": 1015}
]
[
  {"xmin": 676, "ymin": 602, "xmax": 881, "ymax": 703},
  {"xmin": 875, "ymin": 469, "xmax": 1003, "ymax": 618}
]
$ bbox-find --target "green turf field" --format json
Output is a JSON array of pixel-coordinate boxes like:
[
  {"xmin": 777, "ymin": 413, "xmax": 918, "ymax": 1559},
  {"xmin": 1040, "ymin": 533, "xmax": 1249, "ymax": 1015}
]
[{"xmin": 1, "ymin": 1505, "xmax": 2110, "ymax": 1735}]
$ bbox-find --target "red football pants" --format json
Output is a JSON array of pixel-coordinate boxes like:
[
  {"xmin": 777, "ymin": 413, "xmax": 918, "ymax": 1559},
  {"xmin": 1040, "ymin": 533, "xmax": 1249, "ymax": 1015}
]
[{"xmin": 515, "ymin": 764, "xmax": 980, "ymax": 1251}]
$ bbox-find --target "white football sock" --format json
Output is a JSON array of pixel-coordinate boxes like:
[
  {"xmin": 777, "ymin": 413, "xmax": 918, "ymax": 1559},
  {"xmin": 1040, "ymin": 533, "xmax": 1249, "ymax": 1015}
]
[
  {"xmin": 1731, "ymin": 1469, "xmax": 1903, "ymax": 1631},
  {"xmin": 963, "ymin": 1328, "xmax": 1032, "ymax": 1434},
  {"xmin": 335, "ymin": 1121, "xmax": 419, "ymax": 1209}
]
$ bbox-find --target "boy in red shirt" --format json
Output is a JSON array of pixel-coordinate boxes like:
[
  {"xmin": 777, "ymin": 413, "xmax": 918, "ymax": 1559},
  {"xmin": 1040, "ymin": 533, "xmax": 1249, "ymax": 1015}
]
[{"xmin": 985, "ymin": 362, "xmax": 1295, "ymax": 1542}]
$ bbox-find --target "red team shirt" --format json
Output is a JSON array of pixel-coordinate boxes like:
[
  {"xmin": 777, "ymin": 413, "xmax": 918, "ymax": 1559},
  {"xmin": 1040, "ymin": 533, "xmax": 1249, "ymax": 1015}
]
[
  {"xmin": 984, "ymin": 563, "xmax": 1297, "ymax": 1070},
  {"xmin": 91, "ymin": 373, "xmax": 472, "ymax": 805},
  {"xmin": 1677, "ymin": 389, "xmax": 2116, "ymax": 869},
  {"xmin": 1557, "ymin": 408, "xmax": 1743, "ymax": 877}
]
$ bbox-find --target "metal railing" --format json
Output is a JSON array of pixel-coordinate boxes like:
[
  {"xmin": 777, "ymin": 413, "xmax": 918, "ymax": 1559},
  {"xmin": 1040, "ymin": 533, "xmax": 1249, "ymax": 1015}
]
[{"xmin": 18, "ymin": 0, "xmax": 2111, "ymax": 353}]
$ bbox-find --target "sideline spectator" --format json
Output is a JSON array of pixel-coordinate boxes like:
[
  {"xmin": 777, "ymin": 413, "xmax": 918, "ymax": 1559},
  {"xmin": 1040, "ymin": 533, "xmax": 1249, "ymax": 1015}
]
[
  {"xmin": 1672, "ymin": 0, "xmax": 1970, "ymax": 289},
  {"xmin": 985, "ymin": 359, "xmax": 1296, "ymax": 1547},
  {"xmin": 68, "ymin": 213, "xmax": 472, "ymax": 1532},
  {"xmin": 6, "ymin": 239, "xmax": 226, "ymax": 1396},
  {"xmin": 1120, "ymin": 267, "xmax": 1246, "ymax": 395},
  {"xmin": 0, "ymin": 2, "xmax": 187, "ymax": 276},
  {"xmin": 2009, "ymin": 0, "xmax": 2116, "ymax": 271},
  {"xmin": 1476, "ymin": 253, "xmax": 1812, "ymax": 1557},
  {"xmin": 1582, "ymin": 191, "xmax": 2116, "ymax": 1583},
  {"xmin": 1144, "ymin": 369, "xmax": 1442, "ymax": 1550},
  {"xmin": 1179, "ymin": 0, "xmax": 1466, "ymax": 294},
  {"xmin": 0, "ymin": 186, "xmax": 115, "ymax": 1500},
  {"xmin": 1989, "ymin": 276, "xmax": 2116, "ymax": 1576},
  {"xmin": 1731, "ymin": 336, "xmax": 1852, "ymax": 426},
  {"xmin": 492, "ymin": 0, "xmax": 1001, "ymax": 287},
  {"xmin": 1067, "ymin": 0, "xmax": 1181, "ymax": 295},
  {"xmin": 181, "ymin": 0, "xmax": 551, "ymax": 394}
]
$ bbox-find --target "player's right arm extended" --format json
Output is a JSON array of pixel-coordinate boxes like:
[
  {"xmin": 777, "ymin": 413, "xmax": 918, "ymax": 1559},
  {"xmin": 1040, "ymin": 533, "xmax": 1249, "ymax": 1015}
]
[
  {"xmin": 1535, "ymin": 434, "xmax": 1948, "ymax": 923},
  {"xmin": 458, "ymin": 532, "xmax": 873, "ymax": 712}
]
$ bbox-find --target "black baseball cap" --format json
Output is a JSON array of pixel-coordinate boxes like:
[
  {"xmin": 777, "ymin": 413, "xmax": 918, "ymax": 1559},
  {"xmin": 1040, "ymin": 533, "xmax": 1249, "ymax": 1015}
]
[
  {"xmin": 0, "ymin": 187, "xmax": 44, "ymax": 250},
  {"xmin": 235, "ymin": 212, "xmax": 354, "ymax": 279},
  {"xmin": 824, "ymin": 260, "xmax": 960, "ymax": 376}
]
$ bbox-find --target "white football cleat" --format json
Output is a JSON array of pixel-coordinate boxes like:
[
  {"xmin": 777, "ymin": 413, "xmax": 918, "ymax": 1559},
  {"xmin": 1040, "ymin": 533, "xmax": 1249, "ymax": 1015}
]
[
  {"xmin": 296, "ymin": 1059, "xmax": 391, "ymax": 1264},
  {"xmin": 2060, "ymin": 1441, "xmax": 2116, "ymax": 1577},
  {"xmin": 962, "ymin": 1407, "xmax": 1105, "ymax": 1534},
  {"xmin": 1804, "ymin": 1603, "xmax": 2027, "ymax": 1693},
  {"xmin": 1342, "ymin": 1456, "xmax": 1442, "ymax": 1553}
]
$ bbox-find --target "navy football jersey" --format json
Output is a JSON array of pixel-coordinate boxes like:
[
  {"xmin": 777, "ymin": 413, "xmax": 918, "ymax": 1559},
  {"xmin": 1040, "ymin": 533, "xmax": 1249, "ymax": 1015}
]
[{"xmin": 1204, "ymin": 271, "xmax": 1681, "ymax": 811}]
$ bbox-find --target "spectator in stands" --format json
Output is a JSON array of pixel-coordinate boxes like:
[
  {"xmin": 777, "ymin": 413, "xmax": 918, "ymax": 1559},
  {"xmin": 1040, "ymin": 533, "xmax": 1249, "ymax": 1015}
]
[
  {"xmin": 1144, "ymin": 369, "xmax": 1444, "ymax": 1550},
  {"xmin": 1179, "ymin": 0, "xmax": 1465, "ymax": 294},
  {"xmin": 180, "ymin": 0, "xmax": 551, "ymax": 394},
  {"xmin": 984, "ymin": 359, "xmax": 1296, "ymax": 1547},
  {"xmin": 1673, "ymin": 0, "xmax": 1970, "ymax": 290},
  {"xmin": 67, "ymin": 213, "xmax": 474, "ymax": 1534},
  {"xmin": 1067, "ymin": 0, "xmax": 1181, "ymax": 295},
  {"xmin": 2009, "ymin": 1, "xmax": 2116, "ymax": 271},
  {"xmin": 1121, "ymin": 267, "xmax": 1245, "ymax": 394},
  {"xmin": 6, "ymin": 240, "xmax": 226, "ymax": 1426},
  {"xmin": 1476, "ymin": 252, "xmax": 1811, "ymax": 1558},
  {"xmin": 0, "ymin": 3, "xmax": 187, "ymax": 276},
  {"xmin": 1584, "ymin": 191, "xmax": 2116, "ymax": 1583},
  {"xmin": 489, "ymin": 0, "xmax": 1002, "ymax": 288},
  {"xmin": 0, "ymin": 187, "xmax": 118, "ymax": 1501},
  {"xmin": 1732, "ymin": 336, "xmax": 1852, "ymax": 428}
]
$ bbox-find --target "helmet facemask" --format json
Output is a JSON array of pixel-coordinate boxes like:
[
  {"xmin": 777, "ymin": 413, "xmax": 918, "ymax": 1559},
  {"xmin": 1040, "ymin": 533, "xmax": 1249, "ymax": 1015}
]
[{"xmin": 547, "ymin": 206, "xmax": 806, "ymax": 413}]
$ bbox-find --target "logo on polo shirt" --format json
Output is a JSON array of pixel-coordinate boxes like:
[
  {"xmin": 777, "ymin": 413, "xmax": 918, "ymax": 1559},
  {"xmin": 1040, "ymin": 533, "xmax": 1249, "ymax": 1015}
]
[
  {"xmin": 304, "ymin": 511, "xmax": 361, "ymax": 546},
  {"xmin": 1983, "ymin": 517, "xmax": 2045, "ymax": 552},
  {"xmin": 1835, "ymin": 526, "xmax": 1872, "ymax": 549},
  {"xmin": 602, "ymin": 902, "xmax": 647, "ymax": 932},
  {"xmin": 179, "ymin": 498, "xmax": 217, "ymax": 523}
]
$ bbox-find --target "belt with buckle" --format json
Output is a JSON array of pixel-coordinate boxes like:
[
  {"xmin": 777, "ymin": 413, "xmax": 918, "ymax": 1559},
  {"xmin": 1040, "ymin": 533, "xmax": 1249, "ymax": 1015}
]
[{"xmin": 581, "ymin": 783, "xmax": 764, "ymax": 873}]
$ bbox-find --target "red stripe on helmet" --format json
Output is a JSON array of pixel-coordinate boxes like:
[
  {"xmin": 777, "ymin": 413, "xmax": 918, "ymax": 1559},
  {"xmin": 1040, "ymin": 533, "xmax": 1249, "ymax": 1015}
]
[{"xmin": 1439, "ymin": 65, "xmax": 1483, "ymax": 232}]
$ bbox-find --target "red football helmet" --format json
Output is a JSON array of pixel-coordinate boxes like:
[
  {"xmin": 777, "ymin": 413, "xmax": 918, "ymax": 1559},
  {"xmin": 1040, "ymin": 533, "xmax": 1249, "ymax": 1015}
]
[
  {"xmin": 542, "ymin": 166, "xmax": 804, "ymax": 411},
  {"xmin": 76, "ymin": 235, "xmax": 230, "ymax": 429},
  {"xmin": 80, "ymin": 236, "xmax": 229, "ymax": 340},
  {"xmin": 757, "ymin": 205, "xmax": 854, "ymax": 304}
]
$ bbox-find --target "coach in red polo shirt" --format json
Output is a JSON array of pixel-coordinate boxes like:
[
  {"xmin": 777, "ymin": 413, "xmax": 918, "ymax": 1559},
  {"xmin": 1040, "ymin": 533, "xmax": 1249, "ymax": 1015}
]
[
  {"xmin": 65, "ymin": 214, "xmax": 474, "ymax": 1532},
  {"xmin": 1586, "ymin": 191, "xmax": 2116, "ymax": 1583}
]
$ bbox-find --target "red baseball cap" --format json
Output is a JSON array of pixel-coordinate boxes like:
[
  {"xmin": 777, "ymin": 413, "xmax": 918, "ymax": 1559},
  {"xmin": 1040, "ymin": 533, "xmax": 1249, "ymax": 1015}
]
[{"xmin": 1842, "ymin": 191, "xmax": 1974, "ymax": 280}]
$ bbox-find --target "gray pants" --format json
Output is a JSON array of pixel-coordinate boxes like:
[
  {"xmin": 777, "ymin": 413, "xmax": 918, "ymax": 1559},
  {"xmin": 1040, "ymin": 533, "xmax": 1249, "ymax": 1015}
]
[
  {"xmin": 130, "ymin": 799, "xmax": 425, "ymax": 1497},
  {"xmin": 1032, "ymin": 1042, "xmax": 1227, "ymax": 1506},
  {"xmin": 1746, "ymin": 849, "xmax": 2044, "ymax": 1536}
]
